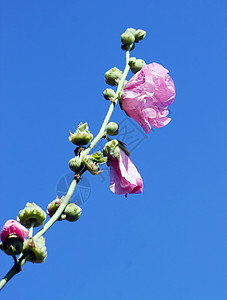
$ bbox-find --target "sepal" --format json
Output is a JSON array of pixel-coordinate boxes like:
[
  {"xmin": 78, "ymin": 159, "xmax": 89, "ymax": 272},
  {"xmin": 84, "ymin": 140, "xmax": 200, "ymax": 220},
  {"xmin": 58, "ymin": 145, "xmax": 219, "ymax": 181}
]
[
  {"xmin": 69, "ymin": 122, "xmax": 93, "ymax": 146},
  {"xmin": 18, "ymin": 203, "xmax": 46, "ymax": 228},
  {"xmin": 23, "ymin": 236, "xmax": 47, "ymax": 263},
  {"xmin": 83, "ymin": 151, "xmax": 107, "ymax": 175}
]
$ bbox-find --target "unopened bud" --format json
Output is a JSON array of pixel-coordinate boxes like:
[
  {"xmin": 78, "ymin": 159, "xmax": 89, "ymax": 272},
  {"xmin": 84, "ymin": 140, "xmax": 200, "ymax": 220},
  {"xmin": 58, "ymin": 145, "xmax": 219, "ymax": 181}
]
[
  {"xmin": 69, "ymin": 122, "xmax": 93, "ymax": 146},
  {"xmin": 18, "ymin": 203, "xmax": 46, "ymax": 228},
  {"xmin": 47, "ymin": 196, "xmax": 63, "ymax": 219},
  {"xmin": 121, "ymin": 31, "xmax": 135, "ymax": 45},
  {"xmin": 23, "ymin": 236, "xmax": 47, "ymax": 263},
  {"xmin": 129, "ymin": 58, "xmax": 146, "ymax": 74},
  {"xmin": 134, "ymin": 29, "xmax": 146, "ymax": 42},
  {"xmin": 103, "ymin": 88, "xmax": 115, "ymax": 100},
  {"xmin": 1, "ymin": 220, "xmax": 28, "ymax": 255},
  {"xmin": 105, "ymin": 67, "xmax": 122, "ymax": 86},
  {"xmin": 127, "ymin": 28, "xmax": 136, "ymax": 35},
  {"xmin": 69, "ymin": 156, "xmax": 83, "ymax": 172},
  {"xmin": 106, "ymin": 122, "xmax": 119, "ymax": 136},
  {"xmin": 103, "ymin": 140, "xmax": 120, "ymax": 159},
  {"xmin": 62, "ymin": 203, "xmax": 82, "ymax": 222}
]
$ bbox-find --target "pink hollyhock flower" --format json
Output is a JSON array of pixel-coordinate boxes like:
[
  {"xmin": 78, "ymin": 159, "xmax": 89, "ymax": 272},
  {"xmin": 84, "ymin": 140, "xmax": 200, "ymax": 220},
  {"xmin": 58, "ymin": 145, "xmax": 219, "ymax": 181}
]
[
  {"xmin": 121, "ymin": 62, "xmax": 175, "ymax": 134},
  {"xmin": 109, "ymin": 148, "xmax": 143, "ymax": 196},
  {"xmin": 1, "ymin": 219, "xmax": 29, "ymax": 243}
]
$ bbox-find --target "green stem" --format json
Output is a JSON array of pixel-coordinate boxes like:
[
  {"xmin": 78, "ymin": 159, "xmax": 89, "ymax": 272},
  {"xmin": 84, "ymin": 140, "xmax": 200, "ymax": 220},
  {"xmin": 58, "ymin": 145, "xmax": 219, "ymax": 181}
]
[
  {"xmin": 28, "ymin": 222, "xmax": 35, "ymax": 238},
  {"xmin": 34, "ymin": 171, "xmax": 84, "ymax": 241},
  {"xmin": 83, "ymin": 50, "xmax": 130, "ymax": 156},
  {"xmin": 0, "ymin": 256, "xmax": 27, "ymax": 290}
]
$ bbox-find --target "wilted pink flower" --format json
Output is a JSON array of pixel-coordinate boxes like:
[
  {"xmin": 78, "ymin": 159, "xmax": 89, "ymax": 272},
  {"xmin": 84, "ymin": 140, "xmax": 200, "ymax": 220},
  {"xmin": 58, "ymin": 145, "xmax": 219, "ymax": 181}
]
[
  {"xmin": 122, "ymin": 62, "xmax": 175, "ymax": 134},
  {"xmin": 1, "ymin": 219, "xmax": 29, "ymax": 243},
  {"xmin": 109, "ymin": 148, "xmax": 143, "ymax": 196}
]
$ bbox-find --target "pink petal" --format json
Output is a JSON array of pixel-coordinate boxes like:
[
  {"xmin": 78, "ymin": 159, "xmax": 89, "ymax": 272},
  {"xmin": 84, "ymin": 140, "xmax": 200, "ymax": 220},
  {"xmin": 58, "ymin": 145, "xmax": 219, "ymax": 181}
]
[
  {"xmin": 122, "ymin": 62, "xmax": 175, "ymax": 134},
  {"xmin": 109, "ymin": 149, "xmax": 143, "ymax": 196},
  {"xmin": 1, "ymin": 219, "xmax": 29, "ymax": 243}
]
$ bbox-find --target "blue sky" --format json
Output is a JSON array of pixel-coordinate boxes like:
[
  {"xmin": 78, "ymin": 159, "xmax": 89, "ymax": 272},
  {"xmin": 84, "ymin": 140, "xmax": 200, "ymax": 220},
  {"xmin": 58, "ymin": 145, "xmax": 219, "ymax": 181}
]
[{"xmin": 0, "ymin": 0, "xmax": 227, "ymax": 299}]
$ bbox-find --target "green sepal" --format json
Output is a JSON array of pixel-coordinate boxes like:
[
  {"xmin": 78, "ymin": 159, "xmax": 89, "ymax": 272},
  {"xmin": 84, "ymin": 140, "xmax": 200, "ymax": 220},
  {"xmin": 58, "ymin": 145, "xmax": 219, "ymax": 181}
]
[
  {"xmin": 2, "ymin": 235, "xmax": 23, "ymax": 256},
  {"xmin": 23, "ymin": 236, "xmax": 47, "ymax": 263},
  {"xmin": 83, "ymin": 151, "xmax": 107, "ymax": 175},
  {"xmin": 17, "ymin": 203, "xmax": 46, "ymax": 228},
  {"xmin": 69, "ymin": 122, "xmax": 93, "ymax": 146},
  {"xmin": 103, "ymin": 140, "xmax": 120, "ymax": 159}
]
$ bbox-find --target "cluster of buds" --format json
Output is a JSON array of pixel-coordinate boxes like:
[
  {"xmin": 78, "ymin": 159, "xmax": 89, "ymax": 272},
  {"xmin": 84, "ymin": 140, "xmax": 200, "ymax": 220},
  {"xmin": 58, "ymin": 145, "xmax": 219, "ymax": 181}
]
[
  {"xmin": 0, "ymin": 202, "xmax": 48, "ymax": 263},
  {"xmin": 47, "ymin": 196, "xmax": 82, "ymax": 222},
  {"xmin": 121, "ymin": 28, "xmax": 146, "ymax": 51}
]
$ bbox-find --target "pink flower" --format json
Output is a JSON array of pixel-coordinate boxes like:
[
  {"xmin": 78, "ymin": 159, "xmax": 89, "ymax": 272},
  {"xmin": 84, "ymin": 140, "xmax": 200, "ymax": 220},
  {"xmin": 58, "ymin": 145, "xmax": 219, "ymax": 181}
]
[
  {"xmin": 109, "ymin": 148, "xmax": 143, "ymax": 196},
  {"xmin": 122, "ymin": 62, "xmax": 175, "ymax": 134},
  {"xmin": 1, "ymin": 219, "xmax": 29, "ymax": 243}
]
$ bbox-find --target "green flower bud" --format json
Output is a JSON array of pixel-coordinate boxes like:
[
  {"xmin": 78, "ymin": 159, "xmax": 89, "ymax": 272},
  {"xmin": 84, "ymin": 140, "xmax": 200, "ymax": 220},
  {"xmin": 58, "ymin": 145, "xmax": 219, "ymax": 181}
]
[
  {"xmin": 17, "ymin": 203, "xmax": 46, "ymax": 228},
  {"xmin": 127, "ymin": 28, "xmax": 136, "ymax": 36},
  {"xmin": 103, "ymin": 88, "xmax": 115, "ymax": 100},
  {"xmin": 69, "ymin": 122, "xmax": 93, "ymax": 146},
  {"xmin": 103, "ymin": 140, "xmax": 120, "ymax": 159},
  {"xmin": 129, "ymin": 58, "xmax": 146, "ymax": 74},
  {"xmin": 83, "ymin": 151, "xmax": 107, "ymax": 175},
  {"xmin": 69, "ymin": 156, "xmax": 83, "ymax": 172},
  {"xmin": 121, "ymin": 31, "xmax": 135, "ymax": 45},
  {"xmin": 2, "ymin": 235, "xmax": 23, "ymax": 256},
  {"xmin": 105, "ymin": 67, "xmax": 122, "ymax": 86},
  {"xmin": 47, "ymin": 196, "xmax": 63, "ymax": 218},
  {"xmin": 23, "ymin": 237, "xmax": 47, "ymax": 263},
  {"xmin": 106, "ymin": 122, "xmax": 119, "ymax": 136},
  {"xmin": 134, "ymin": 29, "xmax": 146, "ymax": 42},
  {"xmin": 62, "ymin": 203, "xmax": 82, "ymax": 222}
]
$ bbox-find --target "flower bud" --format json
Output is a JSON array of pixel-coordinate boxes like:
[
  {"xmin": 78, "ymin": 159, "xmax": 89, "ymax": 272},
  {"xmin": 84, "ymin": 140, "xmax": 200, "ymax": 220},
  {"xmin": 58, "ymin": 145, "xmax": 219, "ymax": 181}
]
[
  {"xmin": 105, "ymin": 67, "xmax": 122, "ymax": 86},
  {"xmin": 129, "ymin": 58, "xmax": 146, "ymax": 74},
  {"xmin": 17, "ymin": 203, "xmax": 46, "ymax": 228},
  {"xmin": 47, "ymin": 196, "xmax": 63, "ymax": 218},
  {"xmin": 106, "ymin": 122, "xmax": 119, "ymax": 136},
  {"xmin": 103, "ymin": 88, "xmax": 115, "ymax": 100},
  {"xmin": 134, "ymin": 29, "xmax": 146, "ymax": 42},
  {"xmin": 127, "ymin": 28, "xmax": 136, "ymax": 36},
  {"xmin": 103, "ymin": 140, "xmax": 120, "ymax": 159},
  {"xmin": 83, "ymin": 151, "xmax": 107, "ymax": 175},
  {"xmin": 69, "ymin": 122, "xmax": 93, "ymax": 146},
  {"xmin": 62, "ymin": 203, "xmax": 82, "ymax": 222},
  {"xmin": 69, "ymin": 156, "xmax": 83, "ymax": 172},
  {"xmin": 23, "ymin": 236, "xmax": 47, "ymax": 263},
  {"xmin": 121, "ymin": 31, "xmax": 135, "ymax": 45},
  {"xmin": 1, "ymin": 220, "xmax": 28, "ymax": 256}
]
